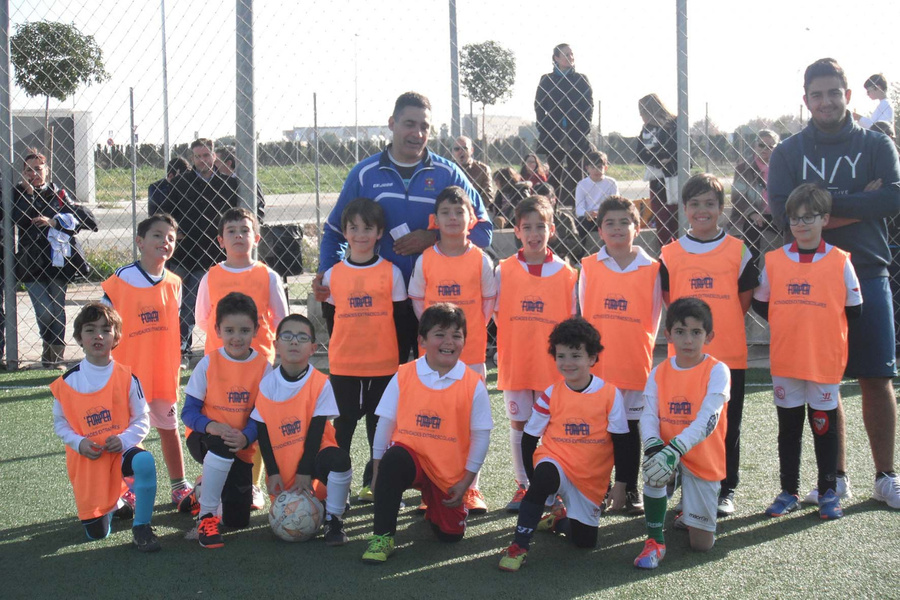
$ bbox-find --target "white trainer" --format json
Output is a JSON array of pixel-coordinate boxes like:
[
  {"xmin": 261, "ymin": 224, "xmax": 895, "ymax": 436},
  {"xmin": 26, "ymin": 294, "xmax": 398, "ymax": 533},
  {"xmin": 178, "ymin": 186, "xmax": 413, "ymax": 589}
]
[
  {"xmin": 802, "ymin": 473, "xmax": 852, "ymax": 504},
  {"xmin": 873, "ymin": 473, "xmax": 900, "ymax": 509}
]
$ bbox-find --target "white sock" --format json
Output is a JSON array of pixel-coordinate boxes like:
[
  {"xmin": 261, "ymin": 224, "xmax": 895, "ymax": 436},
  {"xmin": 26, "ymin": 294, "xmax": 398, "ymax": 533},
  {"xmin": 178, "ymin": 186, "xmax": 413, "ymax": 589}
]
[
  {"xmin": 469, "ymin": 470, "xmax": 481, "ymax": 491},
  {"xmin": 510, "ymin": 427, "xmax": 528, "ymax": 486},
  {"xmin": 199, "ymin": 452, "xmax": 233, "ymax": 517},
  {"xmin": 325, "ymin": 469, "xmax": 352, "ymax": 517}
]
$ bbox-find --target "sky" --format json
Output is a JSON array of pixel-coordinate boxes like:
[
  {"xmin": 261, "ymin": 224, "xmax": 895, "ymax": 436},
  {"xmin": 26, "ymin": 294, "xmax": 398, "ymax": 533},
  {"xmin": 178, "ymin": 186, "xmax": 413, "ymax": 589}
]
[{"xmin": 10, "ymin": 0, "xmax": 900, "ymax": 146}]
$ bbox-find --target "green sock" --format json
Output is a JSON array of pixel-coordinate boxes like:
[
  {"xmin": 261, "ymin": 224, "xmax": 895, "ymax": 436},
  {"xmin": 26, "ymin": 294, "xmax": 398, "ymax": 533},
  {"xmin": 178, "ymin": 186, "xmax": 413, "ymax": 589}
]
[{"xmin": 644, "ymin": 494, "xmax": 667, "ymax": 544}]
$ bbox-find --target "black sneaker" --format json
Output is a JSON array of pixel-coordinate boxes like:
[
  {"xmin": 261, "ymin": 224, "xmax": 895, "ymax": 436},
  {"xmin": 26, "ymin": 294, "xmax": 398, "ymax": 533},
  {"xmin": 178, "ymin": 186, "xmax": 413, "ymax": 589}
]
[
  {"xmin": 132, "ymin": 524, "xmax": 161, "ymax": 552},
  {"xmin": 323, "ymin": 514, "xmax": 348, "ymax": 546},
  {"xmin": 197, "ymin": 513, "xmax": 224, "ymax": 549}
]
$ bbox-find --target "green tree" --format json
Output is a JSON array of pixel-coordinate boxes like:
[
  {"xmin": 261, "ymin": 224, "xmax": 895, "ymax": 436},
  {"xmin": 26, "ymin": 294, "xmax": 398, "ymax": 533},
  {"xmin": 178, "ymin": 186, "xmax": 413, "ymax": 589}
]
[
  {"xmin": 11, "ymin": 20, "xmax": 110, "ymax": 153},
  {"xmin": 460, "ymin": 41, "xmax": 516, "ymax": 160}
]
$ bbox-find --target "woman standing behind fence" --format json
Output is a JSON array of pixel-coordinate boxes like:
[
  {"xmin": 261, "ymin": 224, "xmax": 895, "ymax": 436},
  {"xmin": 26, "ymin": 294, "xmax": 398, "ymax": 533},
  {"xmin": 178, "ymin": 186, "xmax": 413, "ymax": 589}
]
[
  {"xmin": 635, "ymin": 94, "xmax": 678, "ymax": 247},
  {"xmin": 730, "ymin": 130, "xmax": 780, "ymax": 257},
  {"xmin": 13, "ymin": 149, "xmax": 97, "ymax": 368}
]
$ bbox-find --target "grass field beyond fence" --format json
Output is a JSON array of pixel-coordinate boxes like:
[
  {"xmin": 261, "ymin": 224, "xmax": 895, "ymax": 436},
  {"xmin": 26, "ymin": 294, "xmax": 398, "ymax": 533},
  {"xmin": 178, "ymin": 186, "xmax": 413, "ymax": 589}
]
[{"xmin": 0, "ymin": 368, "xmax": 896, "ymax": 599}]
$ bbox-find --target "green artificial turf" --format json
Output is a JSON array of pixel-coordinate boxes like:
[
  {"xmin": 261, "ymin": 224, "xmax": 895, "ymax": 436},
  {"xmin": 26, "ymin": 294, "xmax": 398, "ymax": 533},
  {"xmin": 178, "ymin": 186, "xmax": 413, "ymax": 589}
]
[{"xmin": 0, "ymin": 368, "xmax": 897, "ymax": 599}]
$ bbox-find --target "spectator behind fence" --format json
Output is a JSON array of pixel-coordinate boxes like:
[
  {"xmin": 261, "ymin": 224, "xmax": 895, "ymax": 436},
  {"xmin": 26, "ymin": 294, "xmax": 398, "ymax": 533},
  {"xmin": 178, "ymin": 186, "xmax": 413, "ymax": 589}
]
[
  {"xmin": 159, "ymin": 138, "xmax": 262, "ymax": 363},
  {"xmin": 148, "ymin": 156, "xmax": 190, "ymax": 217},
  {"xmin": 636, "ymin": 93, "xmax": 678, "ymax": 247},
  {"xmin": 853, "ymin": 73, "xmax": 894, "ymax": 130},
  {"xmin": 520, "ymin": 153, "xmax": 549, "ymax": 188},
  {"xmin": 14, "ymin": 148, "xmax": 97, "ymax": 368},
  {"xmin": 768, "ymin": 57, "xmax": 900, "ymax": 510},
  {"xmin": 214, "ymin": 145, "xmax": 267, "ymax": 216},
  {"xmin": 575, "ymin": 150, "xmax": 618, "ymax": 255},
  {"xmin": 491, "ymin": 167, "xmax": 523, "ymax": 226},
  {"xmin": 451, "ymin": 136, "xmax": 493, "ymax": 205},
  {"xmin": 534, "ymin": 43, "xmax": 593, "ymax": 208},
  {"xmin": 314, "ymin": 91, "xmax": 492, "ymax": 363},
  {"xmin": 730, "ymin": 130, "xmax": 780, "ymax": 257}
]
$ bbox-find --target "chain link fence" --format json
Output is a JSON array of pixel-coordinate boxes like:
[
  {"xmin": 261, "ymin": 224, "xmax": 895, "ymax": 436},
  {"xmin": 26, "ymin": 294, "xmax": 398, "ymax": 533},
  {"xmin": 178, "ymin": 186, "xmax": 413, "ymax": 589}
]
[{"xmin": 3, "ymin": 1, "xmax": 899, "ymax": 368}]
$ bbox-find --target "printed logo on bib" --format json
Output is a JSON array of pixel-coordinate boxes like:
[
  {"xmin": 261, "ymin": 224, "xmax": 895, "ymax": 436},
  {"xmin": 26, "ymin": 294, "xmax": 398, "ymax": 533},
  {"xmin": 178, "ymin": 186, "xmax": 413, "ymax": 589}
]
[
  {"xmin": 436, "ymin": 280, "xmax": 461, "ymax": 298},
  {"xmin": 139, "ymin": 306, "xmax": 160, "ymax": 324},
  {"xmin": 415, "ymin": 411, "xmax": 442, "ymax": 430},
  {"xmin": 348, "ymin": 291, "xmax": 373, "ymax": 309},
  {"xmin": 564, "ymin": 419, "xmax": 591, "ymax": 436},
  {"xmin": 227, "ymin": 387, "xmax": 251, "ymax": 404},
  {"xmin": 279, "ymin": 416, "xmax": 303, "ymax": 437},
  {"xmin": 690, "ymin": 272, "xmax": 714, "ymax": 290},
  {"xmin": 85, "ymin": 405, "xmax": 112, "ymax": 427},
  {"xmin": 668, "ymin": 397, "xmax": 692, "ymax": 415},
  {"xmin": 520, "ymin": 295, "xmax": 544, "ymax": 313},
  {"xmin": 787, "ymin": 279, "xmax": 811, "ymax": 296},
  {"xmin": 812, "ymin": 410, "xmax": 830, "ymax": 435},
  {"xmin": 603, "ymin": 295, "xmax": 628, "ymax": 312}
]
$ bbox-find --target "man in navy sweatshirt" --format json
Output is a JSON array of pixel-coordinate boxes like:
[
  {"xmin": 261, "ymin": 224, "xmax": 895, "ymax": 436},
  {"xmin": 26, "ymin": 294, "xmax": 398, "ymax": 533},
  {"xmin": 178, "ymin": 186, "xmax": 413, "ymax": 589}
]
[{"xmin": 769, "ymin": 57, "xmax": 900, "ymax": 510}]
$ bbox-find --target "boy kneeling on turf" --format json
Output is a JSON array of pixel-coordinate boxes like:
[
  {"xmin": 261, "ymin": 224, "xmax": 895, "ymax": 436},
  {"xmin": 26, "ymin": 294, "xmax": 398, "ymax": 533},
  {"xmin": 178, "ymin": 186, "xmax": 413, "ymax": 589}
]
[
  {"xmin": 50, "ymin": 303, "xmax": 161, "ymax": 552},
  {"xmin": 634, "ymin": 297, "xmax": 730, "ymax": 569},
  {"xmin": 251, "ymin": 314, "xmax": 353, "ymax": 545},
  {"xmin": 753, "ymin": 184, "xmax": 861, "ymax": 520},
  {"xmin": 362, "ymin": 303, "xmax": 494, "ymax": 563},
  {"xmin": 499, "ymin": 317, "xmax": 629, "ymax": 572}
]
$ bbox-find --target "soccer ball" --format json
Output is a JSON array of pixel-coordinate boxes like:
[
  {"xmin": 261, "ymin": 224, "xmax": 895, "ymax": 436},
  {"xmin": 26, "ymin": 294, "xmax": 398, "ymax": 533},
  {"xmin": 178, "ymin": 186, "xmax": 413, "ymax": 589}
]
[{"xmin": 268, "ymin": 490, "xmax": 324, "ymax": 542}]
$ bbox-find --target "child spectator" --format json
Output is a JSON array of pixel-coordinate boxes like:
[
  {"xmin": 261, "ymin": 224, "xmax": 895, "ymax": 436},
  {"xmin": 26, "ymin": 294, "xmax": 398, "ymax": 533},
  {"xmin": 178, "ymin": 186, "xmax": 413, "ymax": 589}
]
[
  {"xmin": 321, "ymin": 197, "xmax": 408, "ymax": 503},
  {"xmin": 579, "ymin": 197, "xmax": 663, "ymax": 515},
  {"xmin": 361, "ymin": 303, "xmax": 493, "ymax": 563},
  {"xmin": 575, "ymin": 150, "xmax": 619, "ymax": 255},
  {"xmin": 408, "ymin": 185, "xmax": 496, "ymax": 513},
  {"xmin": 251, "ymin": 315, "xmax": 353, "ymax": 545},
  {"xmin": 520, "ymin": 153, "xmax": 549, "ymax": 187},
  {"xmin": 854, "ymin": 73, "xmax": 894, "ymax": 130},
  {"xmin": 50, "ymin": 303, "xmax": 160, "ymax": 552},
  {"xmin": 753, "ymin": 184, "xmax": 861, "ymax": 519},
  {"xmin": 634, "ymin": 298, "xmax": 730, "ymax": 569},
  {"xmin": 498, "ymin": 317, "xmax": 628, "ymax": 571},
  {"xmin": 194, "ymin": 208, "xmax": 288, "ymax": 509},
  {"xmin": 181, "ymin": 292, "xmax": 272, "ymax": 548},
  {"xmin": 101, "ymin": 214, "xmax": 192, "ymax": 509},
  {"xmin": 659, "ymin": 173, "xmax": 757, "ymax": 516},
  {"xmin": 494, "ymin": 196, "xmax": 578, "ymax": 511}
]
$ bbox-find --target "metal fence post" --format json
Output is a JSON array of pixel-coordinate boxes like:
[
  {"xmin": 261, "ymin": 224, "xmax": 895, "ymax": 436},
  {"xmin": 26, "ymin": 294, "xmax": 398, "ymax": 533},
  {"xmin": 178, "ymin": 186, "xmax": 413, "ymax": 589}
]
[
  {"xmin": 676, "ymin": 0, "xmax": 690, "ymax": 233},
  {"xmin": 236, "ymin": 0, "xmax": 257, "ymax": 219},
  {"xmin": 449, "ymin": 0, "xmax": 460, "ymax": 138},
  {"xmin": 0, "ymin": 0, "xmax": 16, "ymax": 368}
]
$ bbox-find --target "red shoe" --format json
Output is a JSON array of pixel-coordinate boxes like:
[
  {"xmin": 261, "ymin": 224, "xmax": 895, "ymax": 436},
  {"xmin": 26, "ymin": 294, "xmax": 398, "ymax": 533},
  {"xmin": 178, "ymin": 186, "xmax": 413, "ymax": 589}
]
[
  {"xmin": 197, "ymin": 513, "xmax": 224, "ymax": 549},
  {"xmin": 506, "ymin": 485, "xmax": 527, "ymax": 512},
  {"xmin": 464, "ymin": 488, "xmax": 488, "ymax": 515}
]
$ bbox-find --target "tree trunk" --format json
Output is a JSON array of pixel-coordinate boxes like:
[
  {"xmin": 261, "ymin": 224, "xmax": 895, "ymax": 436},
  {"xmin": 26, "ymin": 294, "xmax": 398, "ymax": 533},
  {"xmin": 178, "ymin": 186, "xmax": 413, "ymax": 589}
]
[{"xmin": 482, "ymin": 104, "xmax": 488, "ymax": 164}]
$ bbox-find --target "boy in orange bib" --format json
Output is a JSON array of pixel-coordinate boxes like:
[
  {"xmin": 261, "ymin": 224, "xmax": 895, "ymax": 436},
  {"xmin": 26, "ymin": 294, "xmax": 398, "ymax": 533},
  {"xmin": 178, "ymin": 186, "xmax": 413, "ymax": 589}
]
[
  {"xmin": 408, "ymin": 185, "xmax": 496, "ymax": 513},
  {"xmin": 361, "ymin": 304, "xmax": 493, "ymax": 564},
  {"xmin": 634, "ymin": 298, "xmax": 730, "ymax": 570},
  {"xmin": 181, "ymin": 292, "xmax": 272, "ymax": 548},
  {"xmin": 498, "ymin": 318, "xmax": 629, "ymax": 572},
  {"xmin": 495, "ymin": 196, "xmax": 578, "ymax": 511},
  {"xmin": 753, "ymin": 184, "xmax": 861, "ymax": 520},
  {"xmin": 251, "ymin": 314, "xmax": 353, "ymax": 545},
  {"xmin": 659, "ymin": 173, "xmax": 757, "ymax": 515},
  {"xmin": 321, "ymin": 197, "xmax": 408, "ymax": 503},
  {"xmin": 50, "ymin": 303, "xmax": 160, "ymax": 552},
  {"xmin": 194, "ymin": 208, "xmax": 288, "ymax": 509},
  {"xmin": 101, "ymin": 213, "xmax": 192, "ymax": 509},
  {"xmin": 579, "ymin": 196, "xmax": 663, "ymax": 515}
]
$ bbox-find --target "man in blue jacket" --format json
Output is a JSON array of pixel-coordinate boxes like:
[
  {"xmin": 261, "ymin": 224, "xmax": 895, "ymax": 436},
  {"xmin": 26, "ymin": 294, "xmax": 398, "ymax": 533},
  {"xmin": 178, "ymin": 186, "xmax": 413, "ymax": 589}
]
[
  {"xmin": 313, "ymin": 91, "xmax": 492, "ymax": 356},
  {"xmin": 769, "ymin": 57, "xmax": 900, "ymax": 510}
]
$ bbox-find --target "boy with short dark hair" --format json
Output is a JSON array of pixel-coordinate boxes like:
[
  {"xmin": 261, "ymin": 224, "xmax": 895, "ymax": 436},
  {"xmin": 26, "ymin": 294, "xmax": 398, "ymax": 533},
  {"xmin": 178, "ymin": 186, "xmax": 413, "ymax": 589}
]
[
  {"xmin": 659, "ymin": 173, "xmax": 757, "ymax": 515},
  {"xmin": 102, "ymin": 213, "xmax": 192, "ymax": 508},
  {"xmin": 50, "ymin": 303, "xmax": 161, "ymax": 552},
  {"xmin": 362, "ymin": 303, "xmax": 493, "ymax": 564},
  {"xmin": 753, "ymin": 184, "xmax": 861, "ymax": 519},
  {"xmin": 634, "ymin": 298, "xmax": 730, "ymax": 569},
  {"xmin": 854, "ymin": 73, "xmax": 894, "ymax": 130},
  {"xmin": 498, "ymin": 317, "xmax": 629, "ymax": 572},
  {"xmin": 494, "ymin": 196, "xmax": 578, "ymax": 511},
  {"xmin": 251, "ymin": 315, "xmax": 353, "ymax": 545},
  {"xmin": 181, "ymin": 292, "xmax": 272, "ymax": 548},
  {"xmin": 579, "ymin": 196, "xmax": 662, "ymax": 515},
  {"xmin": 321, "ymin": 197, "xmax": 408, "ymax": 503},
  {"xmin": 575, "ymin": 150, "xmax": 618, "ymax": 254}
]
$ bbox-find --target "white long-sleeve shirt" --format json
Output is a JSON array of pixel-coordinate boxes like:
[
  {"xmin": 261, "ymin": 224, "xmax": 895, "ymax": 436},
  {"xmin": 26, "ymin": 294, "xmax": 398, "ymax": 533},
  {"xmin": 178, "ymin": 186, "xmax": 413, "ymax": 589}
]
[
  {"xmin": 52, "ymin": 359, "xmax": 150, "ymax": 453},
  {"xmin": 858, "ymin": 98, "xmax": 894, "ymax": 130},
  {"xmin": 194, "ymin": 262, "xmax": 288, "ymax": 334}
]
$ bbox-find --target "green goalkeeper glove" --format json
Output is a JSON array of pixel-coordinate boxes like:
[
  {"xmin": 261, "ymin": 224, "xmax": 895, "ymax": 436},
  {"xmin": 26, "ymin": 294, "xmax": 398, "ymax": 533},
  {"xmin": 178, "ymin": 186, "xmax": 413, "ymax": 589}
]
[
  {"xmin": 643, "ymin": 437, "xmax": 664, "ymax": 457},
  {"xmin": 642, "ymin": 438, "xmax": 686, "ymax": 488}
]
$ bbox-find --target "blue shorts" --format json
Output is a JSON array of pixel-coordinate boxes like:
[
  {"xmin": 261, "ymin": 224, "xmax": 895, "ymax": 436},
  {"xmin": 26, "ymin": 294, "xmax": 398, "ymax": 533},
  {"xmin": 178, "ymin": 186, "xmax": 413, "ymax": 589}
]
[{"xmin": 846, "ymin": 276, "xmax": 897, "ymax": 379}]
